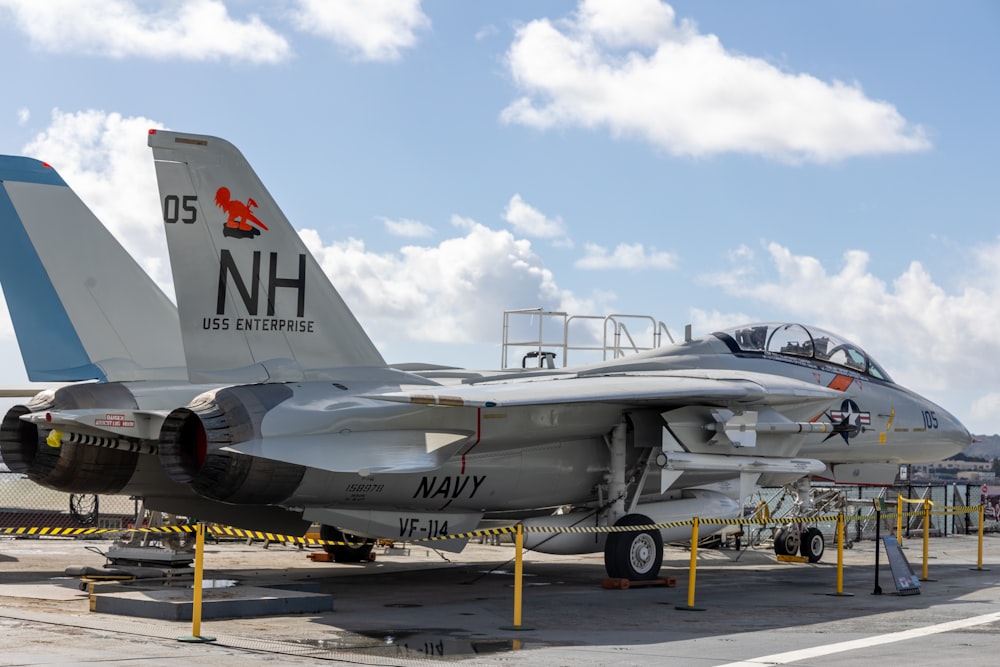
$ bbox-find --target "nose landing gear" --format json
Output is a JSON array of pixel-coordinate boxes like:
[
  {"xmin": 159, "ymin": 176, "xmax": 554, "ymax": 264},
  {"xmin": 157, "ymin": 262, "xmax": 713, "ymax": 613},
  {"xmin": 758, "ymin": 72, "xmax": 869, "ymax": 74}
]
[
  {"xmin": 773, "ymin": 525, "xmax": 825, "ymax": 563},
  {"xmin": 800, "ymin": 526, "xmax": 825, "ymax": 562}
]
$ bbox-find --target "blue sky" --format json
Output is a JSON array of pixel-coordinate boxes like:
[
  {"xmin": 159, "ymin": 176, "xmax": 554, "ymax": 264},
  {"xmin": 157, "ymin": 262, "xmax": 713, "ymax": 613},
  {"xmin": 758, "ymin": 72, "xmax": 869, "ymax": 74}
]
[{"xmin": 0, "ymin": 1, "xmax": 998, "ymax": 433}]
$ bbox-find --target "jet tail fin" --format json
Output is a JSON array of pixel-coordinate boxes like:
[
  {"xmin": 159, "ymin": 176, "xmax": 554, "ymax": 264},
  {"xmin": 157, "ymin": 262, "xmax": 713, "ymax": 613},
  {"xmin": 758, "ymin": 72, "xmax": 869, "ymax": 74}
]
[
  {"xmin": 0, "ymin": 156, "xmax": 185, "ymax": 382},
  {"xmin": 147, "ymin": 130, "xmax": 385, "ymax": 383}
]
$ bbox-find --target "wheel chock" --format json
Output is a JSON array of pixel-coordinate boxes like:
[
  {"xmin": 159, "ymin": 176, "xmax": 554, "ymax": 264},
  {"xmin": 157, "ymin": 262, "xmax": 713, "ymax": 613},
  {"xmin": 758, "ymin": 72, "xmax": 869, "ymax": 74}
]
[
  {"xmin": 601, "ymin": 577, "xmax": 676, "ymax": 590},
  {"xmin": 776, "ymin": 554, "xmax": 808, "ymax": 563},
  {"xmin": 308, "ymin": 552, "xmax": 334, "ymax": 562}
]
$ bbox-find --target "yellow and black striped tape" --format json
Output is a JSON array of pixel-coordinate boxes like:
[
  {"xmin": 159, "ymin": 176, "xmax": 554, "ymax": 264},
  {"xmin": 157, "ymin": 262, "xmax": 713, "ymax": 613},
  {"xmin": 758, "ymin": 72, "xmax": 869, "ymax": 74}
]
[{"xmin": 0, "ymin": 505, "xmax": 984, "ymax": 545}]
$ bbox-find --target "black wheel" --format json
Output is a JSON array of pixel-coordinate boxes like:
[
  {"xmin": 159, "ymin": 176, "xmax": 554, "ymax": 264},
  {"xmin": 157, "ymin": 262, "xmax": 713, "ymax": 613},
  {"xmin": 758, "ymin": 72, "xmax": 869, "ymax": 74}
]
[
  {"xmin": 800, "ymin": 527, "xmax": 824, "ymax": 563},
  {"xmin": 321, "ymin": 525, "xmax": 375, "ymax": 563},
  {"xmin": 604, "ymin": 514, "xmax": 663, "ymax": 581},
  {"xmin": 773, "ymin": 527, "xmax": 800, "ymax": 556}
]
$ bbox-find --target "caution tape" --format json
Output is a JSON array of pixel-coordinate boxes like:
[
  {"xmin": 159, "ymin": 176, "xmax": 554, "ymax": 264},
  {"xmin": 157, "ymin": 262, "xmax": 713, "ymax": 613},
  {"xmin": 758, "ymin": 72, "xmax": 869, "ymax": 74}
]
[
  {"xmin": 898, "ymin": 496, "xmax": 936, "ymax": 506},
  {"xmin": 0, "ymin": 526, "xmax": 119, "ymax": 537},
  {"xmin": 1, "ymin": 505, "xmax": 986, "ymax": 545},
  {"xmin": 0, "ymin": 524, "xmax": 354, "ymax": 548}
]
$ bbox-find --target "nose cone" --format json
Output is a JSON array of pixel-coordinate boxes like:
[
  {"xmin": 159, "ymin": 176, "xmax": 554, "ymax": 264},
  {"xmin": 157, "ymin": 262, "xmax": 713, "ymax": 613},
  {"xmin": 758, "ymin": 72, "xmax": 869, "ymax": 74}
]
[{"xmin": 934, "ymin": 408, "xmax": 974, "ymax": 460}]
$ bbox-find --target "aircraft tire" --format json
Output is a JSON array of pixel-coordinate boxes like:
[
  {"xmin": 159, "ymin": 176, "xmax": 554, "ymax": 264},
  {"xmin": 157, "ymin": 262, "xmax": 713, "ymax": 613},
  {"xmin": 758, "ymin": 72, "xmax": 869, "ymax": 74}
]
[
  {"xmin": 800, "ymin": 527, "xmax": 824, "ymax": 563},
  {"xmin": 773, "ymin": 527, "xmax": 800, "ymax": 556},
  {"xmin": 321, "ymin": 525, "xmax": 375, "ymax": 563},
  {"xmin": 603, "ymin": 513, "xmax": 663, "ymax": 581}
]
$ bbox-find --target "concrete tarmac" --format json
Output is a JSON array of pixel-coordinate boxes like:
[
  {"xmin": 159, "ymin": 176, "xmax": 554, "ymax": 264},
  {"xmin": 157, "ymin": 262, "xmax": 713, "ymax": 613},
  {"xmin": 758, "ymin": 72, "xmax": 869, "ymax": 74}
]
[{"xmin": 0, "ymin": 532, "xmax": 998, "ymax": 666}]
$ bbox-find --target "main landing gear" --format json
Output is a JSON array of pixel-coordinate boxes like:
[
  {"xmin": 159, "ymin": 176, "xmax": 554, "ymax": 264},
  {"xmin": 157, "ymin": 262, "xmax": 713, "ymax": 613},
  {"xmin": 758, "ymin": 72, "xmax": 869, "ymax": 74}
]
[
  {"xmin": 601, "ymin": 422, "xmax": 665, "ymax": 581},
  {"xmin": 604, "ymin": 514, "xmax": 664, "ymax": 581},
  {"xmin": 320, "ymin": 525, "xmax": 376, "ymax": 563}
]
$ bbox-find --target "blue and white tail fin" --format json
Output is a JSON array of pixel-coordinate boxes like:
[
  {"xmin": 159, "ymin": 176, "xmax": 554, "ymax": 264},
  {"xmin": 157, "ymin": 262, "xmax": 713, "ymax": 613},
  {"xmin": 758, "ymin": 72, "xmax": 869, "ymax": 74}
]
[
  {"xmin": 147, "ymin": 130, "xmax": 385, "ymax": 384},
  {"xmin": 0, "ymin": 156, "xmax": 185, "ymax": 382}
]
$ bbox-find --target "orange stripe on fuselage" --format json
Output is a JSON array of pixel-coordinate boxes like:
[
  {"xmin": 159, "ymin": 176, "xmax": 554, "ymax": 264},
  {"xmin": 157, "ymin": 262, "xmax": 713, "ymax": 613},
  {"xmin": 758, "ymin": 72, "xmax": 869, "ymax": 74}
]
[{"xmin": 827, "ymin": 374, "xmax": 854, "ymax": 392}]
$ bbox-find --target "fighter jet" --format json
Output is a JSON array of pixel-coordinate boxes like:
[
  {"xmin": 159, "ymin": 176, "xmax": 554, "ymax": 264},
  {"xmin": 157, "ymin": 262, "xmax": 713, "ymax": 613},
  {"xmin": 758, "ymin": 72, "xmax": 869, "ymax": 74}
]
[
  {"xmin": 0, "ymin": 138, "xmax": 972, "ymax": 580},
  {"xmin": 137, "ymin": 130, "xmax": 970, "ymax": 579}
]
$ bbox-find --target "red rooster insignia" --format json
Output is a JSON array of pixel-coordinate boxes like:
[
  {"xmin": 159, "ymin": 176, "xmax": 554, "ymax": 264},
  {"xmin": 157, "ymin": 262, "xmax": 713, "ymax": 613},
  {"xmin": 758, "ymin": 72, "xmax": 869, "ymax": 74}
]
[{"xmin": 215, "ymin": 186, "xmax": 268, "ymax": 238}]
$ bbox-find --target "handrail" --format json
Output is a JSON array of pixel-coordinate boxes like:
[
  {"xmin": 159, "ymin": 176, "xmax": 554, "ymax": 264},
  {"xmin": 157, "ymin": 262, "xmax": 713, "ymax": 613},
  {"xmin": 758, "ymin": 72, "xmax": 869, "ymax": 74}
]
[{"xmin": 501, "ymin": 309, "xmax": 672, "ymax": 368}]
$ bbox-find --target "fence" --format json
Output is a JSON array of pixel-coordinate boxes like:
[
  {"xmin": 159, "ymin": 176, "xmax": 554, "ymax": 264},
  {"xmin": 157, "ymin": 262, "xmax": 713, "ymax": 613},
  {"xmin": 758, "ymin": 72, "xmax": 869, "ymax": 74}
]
[
  {"xmin": 0, "ymin": 469, "xmax": 137, "ymax": 532},
  {"xmin": 738, "ymin": 483, "xmax": 992, "ymax": 552}
]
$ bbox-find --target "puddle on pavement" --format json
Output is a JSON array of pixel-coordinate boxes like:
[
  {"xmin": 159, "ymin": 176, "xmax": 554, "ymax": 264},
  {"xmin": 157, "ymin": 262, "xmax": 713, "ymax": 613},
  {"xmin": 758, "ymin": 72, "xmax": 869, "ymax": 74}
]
[
  {"xmin": 290, "ymin": 628, "xmax": 552, "ymax": 659},
  {"xmin": 195, "ymin": 579, "xmax": 238, "ymax": 589}
]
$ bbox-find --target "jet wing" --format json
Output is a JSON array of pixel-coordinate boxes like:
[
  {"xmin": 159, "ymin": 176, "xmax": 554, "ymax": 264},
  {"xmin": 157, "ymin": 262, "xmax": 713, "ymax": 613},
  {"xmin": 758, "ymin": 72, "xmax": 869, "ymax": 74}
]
[
  {"xmin": 223, "ymin": 429, "xmax": 475, "ymax": 475},
  {"xmin": 0, "ymin": 386, "xmax": 53, "ymax": 398},
  {"xmin": 367, "ymin": 370, "xmax": 843, "ymax": 409}
]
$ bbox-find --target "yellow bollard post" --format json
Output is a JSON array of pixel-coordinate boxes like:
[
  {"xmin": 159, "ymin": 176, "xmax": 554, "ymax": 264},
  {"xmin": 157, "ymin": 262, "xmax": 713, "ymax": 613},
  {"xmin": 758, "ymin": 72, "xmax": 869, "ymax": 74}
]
[
  {"xmin": 978, "ymin": 505, "xmax": 985, "ymax": 570},
  {"xmin": 676, "ymin": 518, "xmax": 704, "ymax": 611},
  {"xmin": 687, "ymin": 518, "xmax": 697, "ymax": 607},
  {"xmin": 971, "ymin": 504, "xmax": 990, "ymax": 572},
  {"xmin": 920, "ymin": 499, "xmax": 933, "ymax": 581},
  {"xmin": 826, "ymin": 513, "xmax": 854, "ymax": 597},
  {"xmin": 513, "ymin": 523, "xmax": 523, "ymax": 627},
  {"xmin": 178, "ymin": 523, "xmax": 215, "ymax": 643},
  {"xmin": 897, "ymin": 493, "xmax": 903, "ymax": 546},
  {"xmin": 836, "ymin": 514, "xmax": 844, "ymax": 594},
  {"xmin": 501, "ymin": 523, "xmax": 533, "ymax": 630},
  {"xmin": 192, "ymin": 523, "xmax": 205, "ymax": 636}
]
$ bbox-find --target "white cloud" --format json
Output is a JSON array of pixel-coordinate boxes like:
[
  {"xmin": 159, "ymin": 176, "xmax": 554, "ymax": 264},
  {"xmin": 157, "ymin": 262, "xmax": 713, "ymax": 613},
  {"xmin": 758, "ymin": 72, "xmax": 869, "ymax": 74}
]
[
  {"xmin": 501, "ymin": 0, "xmax": 929, "ymax": 162},
  {"xmin": 21, "ymin": 109, "xmax": 172, "ymax": 294},
  {"xmin": 299, "ymin": 219, "xmax": 591, "ymax": 346},
  {"xmin": 503, "ymin": 194, "xmax": 571, "ymax": 246},
  {"xmin": 382, "ymin": 217, "xmax": 434, "ymax": 238},
  {"xmin": 291, "ymin": 0, "xmax": 429, "ymax": 62},
  {"xmin": 0, "ymin": 0, "xmax": 290, "ymax": 63},
  {"xmin": 450, "ymin": 214, "xmax": 478, "ymax": 231},
  {"xmin": 687, "ymin": 307, "xmax": 754, "ymax": 337},
  {"xmin": 970, "ymin": 394, "xmax": 1000, "ymax": 436},
  {"xmin": 16, "ymin": 108, "xmax": 30, "ymax": 125},
  {"xmin": 576, "ymin": 0, "xmax": 683, "ymax": 49},
  {"xmin": 475, "ymin": 25, "xmax": 499, "ymax": 41},
  {"xmin": 575, "ymin": 241, "xmax": 677, "ymax": 270}
]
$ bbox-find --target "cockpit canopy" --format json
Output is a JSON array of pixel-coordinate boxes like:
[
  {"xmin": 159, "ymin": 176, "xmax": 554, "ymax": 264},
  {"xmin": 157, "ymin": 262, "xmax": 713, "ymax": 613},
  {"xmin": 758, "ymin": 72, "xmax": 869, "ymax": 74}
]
[{"xmin": 716, "ymin": 323, "xmax": 893, "ymax": 383}]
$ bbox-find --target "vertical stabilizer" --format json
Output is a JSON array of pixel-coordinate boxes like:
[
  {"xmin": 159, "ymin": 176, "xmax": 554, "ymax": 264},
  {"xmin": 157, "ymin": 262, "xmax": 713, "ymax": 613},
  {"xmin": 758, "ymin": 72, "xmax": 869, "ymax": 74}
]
[
  {"xmin": 0, "ymin": 156, "xmax": 185, "ymax": 382},
  {"xmin": 148, "ymin": 130, "xmax": 385, "ymax": 383}
]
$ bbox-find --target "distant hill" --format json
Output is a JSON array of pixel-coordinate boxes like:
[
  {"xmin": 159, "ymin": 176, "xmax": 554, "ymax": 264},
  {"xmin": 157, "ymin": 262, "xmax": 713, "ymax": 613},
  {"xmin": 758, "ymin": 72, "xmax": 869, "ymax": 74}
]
[{"xmin": 963, "ymin": 434, "xmax": 1000, "ymax": 460}]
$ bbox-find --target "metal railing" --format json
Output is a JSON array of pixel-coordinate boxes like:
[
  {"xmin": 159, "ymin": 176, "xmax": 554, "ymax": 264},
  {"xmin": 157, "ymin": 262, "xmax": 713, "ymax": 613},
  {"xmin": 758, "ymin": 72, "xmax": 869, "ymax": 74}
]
[{"xmin": 501, "ymin": 308, "xmax": 673, "ymax": 369}]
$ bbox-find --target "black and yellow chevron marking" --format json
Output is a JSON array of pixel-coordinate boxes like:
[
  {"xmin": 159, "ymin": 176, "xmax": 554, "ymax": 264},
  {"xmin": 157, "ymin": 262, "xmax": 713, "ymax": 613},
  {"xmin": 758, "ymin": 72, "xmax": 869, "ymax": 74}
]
[{"xmin": 0, "ymin": 526, "xmax": 117, "ymax": 537}]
